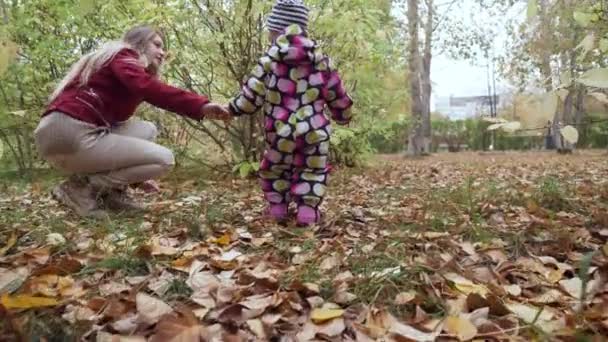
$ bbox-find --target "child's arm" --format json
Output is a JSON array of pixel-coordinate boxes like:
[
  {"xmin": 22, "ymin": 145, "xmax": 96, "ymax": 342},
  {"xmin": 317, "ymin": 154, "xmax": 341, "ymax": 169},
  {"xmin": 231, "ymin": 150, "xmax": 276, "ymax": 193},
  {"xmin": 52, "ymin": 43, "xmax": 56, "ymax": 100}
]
[
  {"xmin": 228, "ymin": 55, "xmax": 270, "ymax": 116},
  {"xmin": 323, "ymin": 61, "xmax": 353, "ymax": 125}
]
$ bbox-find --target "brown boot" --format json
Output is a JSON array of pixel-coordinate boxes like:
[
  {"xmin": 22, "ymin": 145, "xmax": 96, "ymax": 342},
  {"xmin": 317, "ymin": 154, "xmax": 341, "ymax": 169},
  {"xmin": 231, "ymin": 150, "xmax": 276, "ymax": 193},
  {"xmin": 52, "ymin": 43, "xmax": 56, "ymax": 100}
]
[
  {"xmin": 51, "ymin": 176, "xmax": 109, "ymax": 219},
  {"xmin": 102, "ymin": 188, "xmax": 146, "ymax": 212}
]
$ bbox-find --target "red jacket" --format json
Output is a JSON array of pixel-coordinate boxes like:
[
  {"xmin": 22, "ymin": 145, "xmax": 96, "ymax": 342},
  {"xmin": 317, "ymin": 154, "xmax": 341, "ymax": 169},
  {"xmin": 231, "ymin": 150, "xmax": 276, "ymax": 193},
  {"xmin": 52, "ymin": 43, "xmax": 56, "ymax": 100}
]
[{"xmin": 43, "ymin": 48, "xmax": 209, "ymax": 126}]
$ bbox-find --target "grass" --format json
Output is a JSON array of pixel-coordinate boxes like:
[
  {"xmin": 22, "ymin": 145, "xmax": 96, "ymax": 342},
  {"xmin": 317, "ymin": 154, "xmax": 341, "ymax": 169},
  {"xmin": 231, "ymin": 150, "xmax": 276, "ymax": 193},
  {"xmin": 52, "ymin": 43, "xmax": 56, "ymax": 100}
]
[
  {"xmin": 80, "ymin": 255, "xmax": 150, "ymax": 276},
  {"xmin": 534, "ymin": 175, "xmax": 571, "ymax": 211},
  {"xmin": 163, "ymin": 278, "xmax": 194, "ymax": 302}
]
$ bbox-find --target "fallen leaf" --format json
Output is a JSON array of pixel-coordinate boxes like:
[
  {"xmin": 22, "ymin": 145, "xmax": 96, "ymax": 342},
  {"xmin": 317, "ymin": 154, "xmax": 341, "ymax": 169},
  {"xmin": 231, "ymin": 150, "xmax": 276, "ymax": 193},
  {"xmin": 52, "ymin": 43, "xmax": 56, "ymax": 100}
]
[
  {"xmin": 420, "ymin": 232, "xmax": 450, "ymax": 239},
  {"xmin": 395, "ymin": 291, "xmax": 416, "ymax": 305},
  {"xmin": 149, "ymin": 309, "xmax": 207, "ymax": 342},
  {"xmin": 460, "ymin": 241, "xmax": 477, "ymax": 255},
  {"xmin": 444, "ymin": 316, "xmax": 478, "ymax": 341},
  {"xmin": 444, "ymin": 273, "xmax": 488, "ymax": 296},
  {"xmin": 111, "ymin": 314, "xmax": 139, "ymax": 334},
  {"xmin": 320, "ymin": 255, "xmax": 340, "ymax": 270},
  {"xmin": 333, "ymin": 271, "xmax": 354, "ymax": 284},
  {"xmin": 559, "ymin": 277, "xmax": 583, "ymax": 299},
  {"xmin": 531, "ymin": 289, "xmax": 565, "ymax": 304},
  {"xmin": 506, "ymin": 302, "xmax": 553, "ymax": 324},
  {"xmin": 0, "ymin": 267, "xmax": 29, "ymax": 294},
  {"xmin": 218, "ymin": 249, "xmax": 243, "ymax": 261},
  {"xmin": 148, "ymin": 271, "xmax": 176, "ymax": 296},
  {"xmin": 46, "ymin": 233, "xmax": 66, "ymax": 246},
  {"xmin": 247, "ymin": 319, "xmax": 266, "ymax": 339},
  {"xmin": 311, "ymin": 308, "xmax": 345, "ymax": 323},
  {"xmin": 212, "ymin": 232, "xmax": 232, "ymax": 247},
  {"xmin": 0, "ymin": 233, "xmax": 16, "ymax": 256},
  {"xmin": 1, "ymin": 293, "xmax": 59, "ymax": 309},
  {"xmin": 61, "ymin": 304, "xmax": 98, "ymax": 324},
  {"xmin": 100, "ymin": 281, "xmax": 131, "ymax": 296},
  {"xmin": 334, "ymin": 290, "xmax": 356, "ymax": 304},
  {"xmin": 136, "ymin": 293, "xmax": 173, "ymax": 325},
  {"xmin": 503, "ymin": 284, "xmax": 522, "ymax": 296},
  {"xmin": 390, "ymin": 320, "xmax": 440, "ymax": 341},
  {"xmin": 317, "ymin": 317, "xmax": 346, "ymax": 337},
  {"xmin": 96, "ymin": 332, "xmax": 146, "ymax": 342}
]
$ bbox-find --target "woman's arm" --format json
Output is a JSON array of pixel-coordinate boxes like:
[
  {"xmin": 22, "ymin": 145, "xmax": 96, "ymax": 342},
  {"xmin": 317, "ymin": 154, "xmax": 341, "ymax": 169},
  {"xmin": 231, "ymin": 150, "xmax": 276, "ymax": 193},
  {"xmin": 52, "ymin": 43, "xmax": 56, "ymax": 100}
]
[{"xmin": 110, "ymin": 49, "xmax": 211, "ymax": 119}]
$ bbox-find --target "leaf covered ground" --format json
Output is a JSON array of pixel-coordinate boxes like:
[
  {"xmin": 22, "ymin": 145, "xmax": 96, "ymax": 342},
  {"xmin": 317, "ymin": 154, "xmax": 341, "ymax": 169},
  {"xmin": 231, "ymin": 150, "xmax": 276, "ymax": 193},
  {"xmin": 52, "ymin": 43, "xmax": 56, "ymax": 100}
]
[{"xmin": 2, "ymin": 151, "xmax": 608, "ymax": 341}]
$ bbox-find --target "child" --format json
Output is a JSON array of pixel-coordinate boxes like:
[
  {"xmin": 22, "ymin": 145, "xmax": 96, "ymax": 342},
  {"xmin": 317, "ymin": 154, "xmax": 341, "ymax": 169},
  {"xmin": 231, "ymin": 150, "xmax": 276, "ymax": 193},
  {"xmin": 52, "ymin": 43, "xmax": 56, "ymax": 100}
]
[{"xmin": 228, "ymin": 0, "xmax": 353, "ymax": 226}]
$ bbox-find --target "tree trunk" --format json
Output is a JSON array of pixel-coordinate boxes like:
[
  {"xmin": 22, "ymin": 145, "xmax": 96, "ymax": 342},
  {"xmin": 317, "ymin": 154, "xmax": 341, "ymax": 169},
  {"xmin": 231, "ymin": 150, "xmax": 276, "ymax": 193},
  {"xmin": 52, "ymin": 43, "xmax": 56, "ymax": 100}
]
[
  {"xmin": 0, "ymin": 1, "xmax": 8, "ymax": 24},
  {"xmin": 406, "ymin": 0, "xmax": 426, "ymax": 156},
  {"xmin": 538, "ymin": 0, "xmax": 553, "ymax": 92},
  {"xmin": 574, "ymin": 85, "xmax": 585, "ymax": 145},
  {"xmin": 420, "ymin": 0, "xmax": 433, "ymax": 154}
]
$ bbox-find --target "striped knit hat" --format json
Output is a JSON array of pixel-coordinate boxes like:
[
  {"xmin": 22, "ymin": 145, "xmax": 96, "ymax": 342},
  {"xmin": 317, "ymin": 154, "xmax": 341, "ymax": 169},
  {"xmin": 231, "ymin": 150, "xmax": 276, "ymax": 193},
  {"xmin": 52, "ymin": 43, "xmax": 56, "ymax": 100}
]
[{"xmin": 266, "ymin": 0, "xmax": 309, "ymax": 32}]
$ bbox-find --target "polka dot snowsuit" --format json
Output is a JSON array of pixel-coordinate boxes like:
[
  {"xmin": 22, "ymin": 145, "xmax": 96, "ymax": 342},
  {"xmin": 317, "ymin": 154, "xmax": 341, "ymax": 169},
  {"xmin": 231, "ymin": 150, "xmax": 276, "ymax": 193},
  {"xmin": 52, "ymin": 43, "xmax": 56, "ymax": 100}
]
[{"xmin": 228, "ymin": 25, "xmax": 353, "ymax": 214}]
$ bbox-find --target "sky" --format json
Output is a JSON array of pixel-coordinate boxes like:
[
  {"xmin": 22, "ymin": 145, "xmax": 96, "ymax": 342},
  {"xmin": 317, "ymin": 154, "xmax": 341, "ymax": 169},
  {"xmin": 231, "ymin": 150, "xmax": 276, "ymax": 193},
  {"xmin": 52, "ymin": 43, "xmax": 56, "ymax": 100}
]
[{"xmin": 392, "ymin": 0, "xmax": 527, "ymax": 103}]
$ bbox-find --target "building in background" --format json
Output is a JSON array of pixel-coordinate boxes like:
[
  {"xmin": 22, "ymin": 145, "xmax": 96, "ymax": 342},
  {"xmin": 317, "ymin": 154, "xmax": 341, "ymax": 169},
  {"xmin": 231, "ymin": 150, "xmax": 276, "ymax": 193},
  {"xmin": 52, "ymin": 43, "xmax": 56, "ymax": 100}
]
[{"xmin": 435, "ymin": 95, "xmax": 507, "ymax": 119}]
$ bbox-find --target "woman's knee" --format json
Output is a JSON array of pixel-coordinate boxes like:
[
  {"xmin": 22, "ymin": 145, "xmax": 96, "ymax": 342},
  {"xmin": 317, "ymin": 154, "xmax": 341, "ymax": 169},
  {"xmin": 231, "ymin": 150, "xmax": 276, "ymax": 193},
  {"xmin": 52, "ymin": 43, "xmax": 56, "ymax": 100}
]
[
  {"xmin": 156, "ymin": 146, "xmax": 175, "ymax": 169},
  {"xmin": 142, "ymin": 121, "xmax": 159, "ymax": 141}
]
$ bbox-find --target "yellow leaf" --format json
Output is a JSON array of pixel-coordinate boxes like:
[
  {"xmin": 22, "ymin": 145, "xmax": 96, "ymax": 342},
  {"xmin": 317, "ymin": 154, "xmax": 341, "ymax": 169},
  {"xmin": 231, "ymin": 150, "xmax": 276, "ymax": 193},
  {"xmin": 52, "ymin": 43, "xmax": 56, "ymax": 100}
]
[
  {"xmin": 444, "ymin": 316, "xmax": 478, "ymax": 341},
  {"xmin": 1, "ymin": 294, "xmax": 59, "ymax": 309},
  {"xmin": 212, "ymin": 233, "xmax": 231, "ymax": 247},
  {"xmin": 0, "ymin": 233, "xmax": 17, "ymax": 256},
  {"xmin": 444, "ymin": 273, "xmax": 488, "ymax": 296},
  {"xmin": 602, "ymin": 243, "xmax": 608, "ymax": 257},
  {"xmin": 311, "ymin": 308, "xmax": 345, "ymax": 323}
]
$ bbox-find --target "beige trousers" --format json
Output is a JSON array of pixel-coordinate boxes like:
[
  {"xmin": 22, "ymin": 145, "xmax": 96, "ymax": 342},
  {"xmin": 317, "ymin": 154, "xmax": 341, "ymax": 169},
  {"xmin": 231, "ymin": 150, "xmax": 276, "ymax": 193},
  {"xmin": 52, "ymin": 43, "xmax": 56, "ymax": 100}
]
[{"xmin": 34, "ymin": 111, "xmax": 174, "ymax": 188}]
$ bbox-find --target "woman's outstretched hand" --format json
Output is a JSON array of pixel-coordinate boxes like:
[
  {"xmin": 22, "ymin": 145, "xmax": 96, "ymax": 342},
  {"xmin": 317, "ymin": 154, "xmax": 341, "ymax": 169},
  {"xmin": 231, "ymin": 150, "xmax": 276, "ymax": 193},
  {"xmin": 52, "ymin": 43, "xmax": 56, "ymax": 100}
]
[{"xmin": 201, "ymin": 103, "xmax": 231, "ymax": 121}]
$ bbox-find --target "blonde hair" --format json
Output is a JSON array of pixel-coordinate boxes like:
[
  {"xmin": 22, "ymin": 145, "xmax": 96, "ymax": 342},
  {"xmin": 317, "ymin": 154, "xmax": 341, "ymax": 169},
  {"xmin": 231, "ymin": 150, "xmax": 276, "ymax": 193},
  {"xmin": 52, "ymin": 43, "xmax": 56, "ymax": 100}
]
[{"xmin": 49, "ymin": 25, "xmax": 162, "ymax": 102}]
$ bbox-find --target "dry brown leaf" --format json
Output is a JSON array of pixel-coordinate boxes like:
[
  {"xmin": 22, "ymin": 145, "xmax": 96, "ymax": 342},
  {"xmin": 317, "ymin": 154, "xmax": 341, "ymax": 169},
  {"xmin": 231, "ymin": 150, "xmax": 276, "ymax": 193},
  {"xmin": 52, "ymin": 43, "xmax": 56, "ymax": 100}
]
[
  {"xmin": 0, "ymin": 267, "xmax": 28, "ymax": 294},
  {"xmin": 316, "ymin": 317, "xmax": 346, "ymax": 337},
  {"xmin": 240, "ymin": 294, "xmax": 275, "ymax": 310},
  {"xmin": 148, "ymin": 271, "xmax": 176, "ymax": 296},
  {"xmin": 333, "ymin": 271, "xmax": 355, "ymax": 284},
  {"xmin": 390, "ymin": 320, "xmax": 440, "ymax": 341},
  {"xmin": 334, "ymin": 290, "xmax": 356, "ymax": 304},
  {"xmin": 111, "ymin": 315, "xmax": 139, "ymax": 335},
  {"xmin": 136, "ymin": 292, "xmax": 173, "ymax": 325},
  {"xmin": 395, "ymin": 291, "xmax": 416, "ymax": 305},
  {"xmin": 149, "ymin": 310, "xmax": 207, "ymax": 342},
  {"xmin": 0, "ymin": 233, "xmax": 17, "ymax": 256},
  {"xmin": 61, "ymin": 304, "xmax": 98, "ymax": 324},
  {"xmin": 559, "ymin": 277, "xmax": 583, "ymax": 299},
  {"xmin": 99, "ymin": 281, "xmax": 131, "ymax": 296},
  {"xmin": 530, "ymin": 289, "xmax": 565, "ymax": 304},
  {"xmin": 246, "ymin": 319, "xmax": 266, "ymax": 339},
  {"xmin": 96, "ymin": 332, "xmax": 146, "ymax": 342},
  {"xmin": 460, "ymin": 241, "xmax": 477, "ymax": 255},
  {"xmin": 503, "ymin": 284, "xmax": 522, "ymax": 296},
  {"xmin": 320, "ymin": 255, "xmax": 340, "ymax": 271}
]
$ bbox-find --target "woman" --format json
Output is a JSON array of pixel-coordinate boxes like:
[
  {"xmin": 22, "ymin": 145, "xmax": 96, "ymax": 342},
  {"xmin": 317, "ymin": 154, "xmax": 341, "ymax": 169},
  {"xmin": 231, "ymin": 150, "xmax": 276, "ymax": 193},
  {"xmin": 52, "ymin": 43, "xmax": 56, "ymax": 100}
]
[{"xmin": 34, "ymin": 25, "xmax": 229, "ymax": 219}]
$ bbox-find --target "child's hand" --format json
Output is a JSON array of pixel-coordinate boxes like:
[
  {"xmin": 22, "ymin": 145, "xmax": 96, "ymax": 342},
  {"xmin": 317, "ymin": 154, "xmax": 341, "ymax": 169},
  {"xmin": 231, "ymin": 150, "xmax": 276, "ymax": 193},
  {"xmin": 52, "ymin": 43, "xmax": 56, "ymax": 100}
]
[{"xmin": 201, "ymin": 103, "xmax": 232, "ymax": 121}]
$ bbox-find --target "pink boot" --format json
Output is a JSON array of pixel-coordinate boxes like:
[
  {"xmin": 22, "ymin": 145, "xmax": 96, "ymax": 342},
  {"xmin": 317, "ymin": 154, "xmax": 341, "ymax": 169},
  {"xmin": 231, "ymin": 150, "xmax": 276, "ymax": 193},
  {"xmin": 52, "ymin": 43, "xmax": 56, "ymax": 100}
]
[
  {"xmin": 265, "ymin": 204, "xmax": 288, "ymax": 222},
  {"xmin": 296, "ymin": 206, "xmax": 321, "ymax": 226}
]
